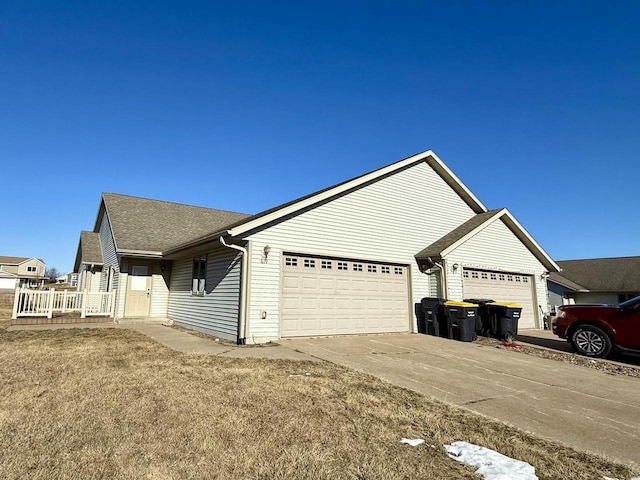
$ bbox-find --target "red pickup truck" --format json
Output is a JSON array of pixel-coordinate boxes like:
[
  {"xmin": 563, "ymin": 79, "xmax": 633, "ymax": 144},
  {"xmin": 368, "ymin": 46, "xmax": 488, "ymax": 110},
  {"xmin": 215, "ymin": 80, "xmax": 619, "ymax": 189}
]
[{"xmin": 552, "ymin": 295, "xmax": 640, "ymax": 358}]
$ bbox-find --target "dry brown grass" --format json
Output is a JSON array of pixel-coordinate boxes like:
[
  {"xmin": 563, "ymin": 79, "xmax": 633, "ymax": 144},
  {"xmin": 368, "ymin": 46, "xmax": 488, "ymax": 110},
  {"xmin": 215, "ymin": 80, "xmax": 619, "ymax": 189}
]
[
  {"xmin": 0, "ymin": 329, "xmax": 636, "ymax": 480},
  {"xmin": 0, "ymin": 304, "xmax": 12, "ymax": 330}
]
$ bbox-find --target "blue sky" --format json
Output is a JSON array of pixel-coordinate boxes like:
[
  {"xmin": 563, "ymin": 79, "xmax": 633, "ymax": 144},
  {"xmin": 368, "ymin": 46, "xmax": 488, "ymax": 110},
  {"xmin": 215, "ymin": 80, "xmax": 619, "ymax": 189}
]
[{"xmin": 1, "ymin": 1, "xmax": 638, "ymax": 273}]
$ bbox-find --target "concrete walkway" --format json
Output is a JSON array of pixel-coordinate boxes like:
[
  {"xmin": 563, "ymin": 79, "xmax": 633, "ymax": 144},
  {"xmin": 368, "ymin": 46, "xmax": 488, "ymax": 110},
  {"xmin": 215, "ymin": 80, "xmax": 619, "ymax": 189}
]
[
  {"xmin": 7, "ymin": 322, "xmax": 315, "ymax": 362},
  {"xmin": 283, "ymin": 333, "xmax": 640, "ymax": 468}
]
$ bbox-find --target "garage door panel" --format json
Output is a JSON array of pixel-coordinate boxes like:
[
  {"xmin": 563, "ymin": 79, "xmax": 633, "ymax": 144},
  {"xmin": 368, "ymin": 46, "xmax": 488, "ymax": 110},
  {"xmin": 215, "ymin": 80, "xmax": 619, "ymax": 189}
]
[
  {"xmin": 282, "ymin": 254, "xmax": 409, "ymax": 337},
  {"xmin": 462, "ymin": 269, "xmax": 536, "ymax": 329}
]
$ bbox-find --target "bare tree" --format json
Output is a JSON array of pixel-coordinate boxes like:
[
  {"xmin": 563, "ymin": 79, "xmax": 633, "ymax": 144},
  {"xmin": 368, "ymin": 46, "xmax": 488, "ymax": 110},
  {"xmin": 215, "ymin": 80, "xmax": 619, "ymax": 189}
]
[{"xmin": 45, "ymin": 267, "xmax": 62, "ymax": 283}]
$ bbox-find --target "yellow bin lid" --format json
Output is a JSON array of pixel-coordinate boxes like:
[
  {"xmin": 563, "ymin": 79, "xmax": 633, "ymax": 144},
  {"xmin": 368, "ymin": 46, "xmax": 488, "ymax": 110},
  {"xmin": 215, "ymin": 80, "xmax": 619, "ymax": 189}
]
[
  {"xmin": 444, "ymin": 300, "xmax": 478, "ymax": 307},
  {"xmin": 488, "ymin": 302, "xmax": 522, "ymax": 308}
]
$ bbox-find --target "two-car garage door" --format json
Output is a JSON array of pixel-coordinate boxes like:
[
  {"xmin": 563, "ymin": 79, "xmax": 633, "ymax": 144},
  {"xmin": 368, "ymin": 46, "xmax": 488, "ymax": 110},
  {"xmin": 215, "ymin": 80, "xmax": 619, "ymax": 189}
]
[
  {"xmin": 281, "ymin": 254, "xmax": 410, "ymax": 337},
  {"xmin": 462, "ymin": 269, "xmax": 537, "ymax": 329}
]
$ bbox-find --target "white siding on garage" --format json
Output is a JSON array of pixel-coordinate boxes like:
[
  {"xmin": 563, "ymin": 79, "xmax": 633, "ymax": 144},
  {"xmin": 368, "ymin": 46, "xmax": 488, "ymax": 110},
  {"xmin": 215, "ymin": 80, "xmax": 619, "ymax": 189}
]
[
  {"xmin": 99, "ymin": 212, "xmax": 122, "ymax": 317},
  {"xmin": 167, "ymin": 246, "xmax": 242, "ymax": 341},
  {"xmin": 245, "ymin": 161, "xmax": 480, "ymax": 341},
  {"xmin": 444, "ymin": 218, "xmax": 548, "ymax": 327}
]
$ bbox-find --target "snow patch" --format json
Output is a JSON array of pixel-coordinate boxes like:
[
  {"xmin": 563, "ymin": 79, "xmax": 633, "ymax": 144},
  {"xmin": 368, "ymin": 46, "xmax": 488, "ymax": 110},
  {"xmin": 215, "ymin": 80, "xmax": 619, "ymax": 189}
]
[
  {"xmin": 400, "ymin": 438, "xmax": 425, "ymax": 447},
  {"xmin": 445, "ymin": 441, "xmax": 538, "ymax": 480}
]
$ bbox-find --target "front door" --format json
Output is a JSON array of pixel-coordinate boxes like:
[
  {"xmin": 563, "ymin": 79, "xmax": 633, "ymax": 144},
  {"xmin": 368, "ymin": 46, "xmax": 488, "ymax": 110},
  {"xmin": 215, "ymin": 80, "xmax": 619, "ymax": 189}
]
[{"xmin": 124, "ymin": 265, "xmax": 151, "ymax": 317}]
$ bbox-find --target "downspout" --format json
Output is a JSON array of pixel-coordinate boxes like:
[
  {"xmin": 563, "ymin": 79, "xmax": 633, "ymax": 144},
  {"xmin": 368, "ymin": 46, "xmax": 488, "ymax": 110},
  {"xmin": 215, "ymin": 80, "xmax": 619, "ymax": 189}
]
[
  {"xmin": 220, "ymin": 235, "xmax": 248, "ymax": 345},
  {"xmin": 433, "ymin": 260, "xmax": 448, "ymax": 299}
]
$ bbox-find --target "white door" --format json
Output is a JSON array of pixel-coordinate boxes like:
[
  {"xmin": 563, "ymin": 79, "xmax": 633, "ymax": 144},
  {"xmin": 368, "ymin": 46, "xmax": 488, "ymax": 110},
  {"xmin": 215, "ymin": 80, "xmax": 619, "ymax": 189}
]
[
  {"xmin": 0, "ymin": 278, "xmax": 16, "ymax": 290},
  {"xmin": 462, "ymin": 269, "xmax": 537, "ymax": 329},
  {"xmin": 281, "ymin": 255, "xmax": 410, "ymax": 337},
  {"xmin": 124, "ymin": 265, "xmax": 151, "ymax": 317}
]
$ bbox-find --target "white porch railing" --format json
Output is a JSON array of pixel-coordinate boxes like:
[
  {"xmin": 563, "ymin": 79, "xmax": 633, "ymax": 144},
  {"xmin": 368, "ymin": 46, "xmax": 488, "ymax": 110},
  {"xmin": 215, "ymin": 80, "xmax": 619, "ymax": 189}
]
[{"xmin": 11, "ymin": 288, "xmax": 116, "ymax": 319}]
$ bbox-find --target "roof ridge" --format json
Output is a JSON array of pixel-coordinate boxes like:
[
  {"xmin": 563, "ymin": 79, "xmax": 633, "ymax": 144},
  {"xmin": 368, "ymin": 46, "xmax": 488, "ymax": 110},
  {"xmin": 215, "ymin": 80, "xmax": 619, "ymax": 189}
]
[{"xmin": 102, "ymin": 192, "xmax": 250, "ymax": 216}]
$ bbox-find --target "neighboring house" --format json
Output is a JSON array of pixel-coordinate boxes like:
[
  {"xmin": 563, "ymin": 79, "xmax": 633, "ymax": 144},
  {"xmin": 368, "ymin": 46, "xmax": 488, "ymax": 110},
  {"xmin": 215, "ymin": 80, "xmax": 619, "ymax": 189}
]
[
  {"xmin": 73, "ymin": 231, "xmax": 105, "ymax": 292},
  {"xmin": 55, "ymin": 272, "xmax": 79, "ymax": 287},
  {"xmin": 0, "ymin": 256, "xmax": 47, "ymax": 289},
  {"xmin": 73, "ymin": 150, "xmax": 559, "ymax": 343},
  {"xmin": 548, "ymin": 256, "xmax": 640, "ymax": 311}
]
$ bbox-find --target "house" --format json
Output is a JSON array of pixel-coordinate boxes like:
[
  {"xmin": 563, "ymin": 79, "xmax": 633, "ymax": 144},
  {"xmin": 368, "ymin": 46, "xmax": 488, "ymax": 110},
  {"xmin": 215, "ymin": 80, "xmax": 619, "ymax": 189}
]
[
  {"xmin": 548, "ymin": 256, "xmax": 640, "ymax": 311},
  {"xmin": 0, "ymin": 256, "xmax": 47, "ymax": 290},
  {"xmin": 56, "ymin": 272, "xmax": 79, "ymax": 287},
  {"xmin": 73, "ymin": 150, "xmax": 559, "ymax": 343}
]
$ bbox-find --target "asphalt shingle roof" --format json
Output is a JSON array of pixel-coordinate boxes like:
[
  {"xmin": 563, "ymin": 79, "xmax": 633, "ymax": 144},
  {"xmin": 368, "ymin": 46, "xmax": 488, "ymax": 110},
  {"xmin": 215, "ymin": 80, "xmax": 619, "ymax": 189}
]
[
  {"xmin": 101, "ymin": 193, "xmax": 250, "ymax": 253},
  {"xmin": 79, "ymin": 231, "xmax": 104, "ymax": 265},
  {"xmin": 415, "ymin": 209, "xmax": 503, "ymax": 261},
  {"xmin": 553, "ymin": 257, "xmax": 640, "ymax": 292},
  {"xmin": 0, "ymin": 256, "xmax": 30, "ymax": 265}
]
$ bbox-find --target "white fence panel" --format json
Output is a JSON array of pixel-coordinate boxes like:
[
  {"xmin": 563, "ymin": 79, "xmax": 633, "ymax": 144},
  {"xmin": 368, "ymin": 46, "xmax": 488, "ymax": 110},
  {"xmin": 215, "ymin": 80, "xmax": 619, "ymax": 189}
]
[{"xmin": 12, "ymin": 288, "xmax": 115, "ymax": 319}]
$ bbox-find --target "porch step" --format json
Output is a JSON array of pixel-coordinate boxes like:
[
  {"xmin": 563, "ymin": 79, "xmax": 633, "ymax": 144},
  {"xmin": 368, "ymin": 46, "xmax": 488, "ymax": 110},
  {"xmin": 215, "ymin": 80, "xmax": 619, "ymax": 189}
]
[{"xmin": 115, "ymin": 317, "xmax": 170, "ymax": 325}]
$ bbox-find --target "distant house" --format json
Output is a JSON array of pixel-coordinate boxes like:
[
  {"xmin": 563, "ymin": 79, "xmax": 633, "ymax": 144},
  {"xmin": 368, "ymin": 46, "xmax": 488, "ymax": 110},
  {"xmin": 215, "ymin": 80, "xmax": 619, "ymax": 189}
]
[
  {"xmin": 73, "ymin": 231, "xmax": 104, "ymax": 292},
  {"xmin": 548, "ymin": 256, "xmax": 640, "ymax": 311},
  {"xmin": 0, "ymin": 256, "xmax": 47, "ymax": 289},
  {"xmin": 73, "ymin": 150, "xmax": 559, "ymax": 343},
  {"xmin": 56, "ymin": 272, "xmax": 79, "ymax": 287}
]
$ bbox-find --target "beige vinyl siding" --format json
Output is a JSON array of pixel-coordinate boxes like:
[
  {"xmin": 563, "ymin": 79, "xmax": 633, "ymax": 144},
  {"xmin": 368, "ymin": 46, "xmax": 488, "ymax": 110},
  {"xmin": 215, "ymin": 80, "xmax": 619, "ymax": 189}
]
[
  {"xmin": 245, "ymin": 161, "xmax": 478, "ymax": 340},
  {"xmin": 572, "ymin": 292, "xmax": 619, "ymax": 305},
  {"xmin": 150, "ymin": 265, "xmax": 170, "ymax": 317},
  {"xmin": 444, "ymin": 218, "xmax": 548, "ymax": 326},
  {"xmin": 168, "ymin": 246, "xmax": 242, "ymax": 341},
  {"xmin": 17, "ymin": 259, "xmax": 45, "ymax": 276}
]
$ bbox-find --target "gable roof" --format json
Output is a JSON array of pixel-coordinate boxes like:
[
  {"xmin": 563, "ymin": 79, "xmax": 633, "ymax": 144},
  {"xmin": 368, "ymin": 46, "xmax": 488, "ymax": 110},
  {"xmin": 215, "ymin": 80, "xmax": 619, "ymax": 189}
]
[
  {"xmin": 0, "ymin": 256, "xmax": 44, "ymax": 265},
  {"xmin": 415, "ymin": 208, "xmax": 560, "ymax": 272},
  {"xmin": 98, "ymin": 193, "xmax": 250, "ymax": 255},
  {"xmin": 0, "ymin": 256, "xmax": 29, "ymax": 265},
  {"xmin": 73, "ymin": 231, "xmax": 104, "ymax": 272},
  {"xmin": 547, "ymin": 272, "xmax": 586, "ymax": 291},
  {"xmin": 551, "ymin": 257, "xmax": 640, "ymax": 292},
  {"xmin": 166, "ymin": 150, "xmax": 489, "ymax": 254}
]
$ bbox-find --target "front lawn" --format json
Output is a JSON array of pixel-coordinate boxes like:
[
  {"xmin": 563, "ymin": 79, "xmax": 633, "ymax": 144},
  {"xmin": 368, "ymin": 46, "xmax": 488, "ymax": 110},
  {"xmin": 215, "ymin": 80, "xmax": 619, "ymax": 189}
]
[{"xmin": 0, "ymin": 329, "xmax": 635, "ymax": 479}]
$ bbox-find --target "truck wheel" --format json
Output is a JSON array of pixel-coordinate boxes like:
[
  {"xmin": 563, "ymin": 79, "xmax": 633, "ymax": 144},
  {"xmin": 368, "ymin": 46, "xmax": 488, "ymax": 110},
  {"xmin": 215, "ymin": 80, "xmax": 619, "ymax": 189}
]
[{"xmin": 570, "ymin": 325, "xmax": 612, "ymax": 358}]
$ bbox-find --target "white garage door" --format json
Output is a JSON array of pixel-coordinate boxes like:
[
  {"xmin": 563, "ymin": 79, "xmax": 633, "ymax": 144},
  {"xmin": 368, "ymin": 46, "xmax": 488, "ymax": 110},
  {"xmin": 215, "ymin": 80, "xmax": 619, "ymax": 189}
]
[
  {"xmin": 462, "ymin": 269, "xmax": 537, "ymax": 329},
  {"xmin": 0, "ymin": 278, "xmax": 17, "ymax": 290},
  {"xmin": 281, "ymin": 254, "xmax": 410, "ymax": 337}
]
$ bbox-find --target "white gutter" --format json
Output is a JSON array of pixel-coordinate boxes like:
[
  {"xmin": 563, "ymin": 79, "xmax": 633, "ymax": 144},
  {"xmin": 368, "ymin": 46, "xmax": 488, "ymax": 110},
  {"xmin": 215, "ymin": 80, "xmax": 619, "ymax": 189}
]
[{"xmin": 220, "ymin": 235, "xmax": 249, "ymax": 345}]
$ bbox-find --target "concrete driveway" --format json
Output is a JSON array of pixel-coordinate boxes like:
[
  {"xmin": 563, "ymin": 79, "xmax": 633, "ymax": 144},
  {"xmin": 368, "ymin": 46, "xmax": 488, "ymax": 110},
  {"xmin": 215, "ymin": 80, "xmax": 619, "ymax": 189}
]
[{"xmin": 281, "ymin": 333, "xmax": 640, "ymax": 468}]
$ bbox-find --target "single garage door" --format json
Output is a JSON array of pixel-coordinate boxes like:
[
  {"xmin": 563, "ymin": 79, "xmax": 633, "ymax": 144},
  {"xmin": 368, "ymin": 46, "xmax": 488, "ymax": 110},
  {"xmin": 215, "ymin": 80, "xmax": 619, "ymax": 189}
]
[
  {"xmin": 0, "ymin": 277, "xmax": 17, "ymax": 290},
  {"xmin": 462, "ymin": 269, "xmax": 537, "ymax": 329},
  {"xmin": 281, "ymin": 254, "xmax": 410, "ymax": 337}
]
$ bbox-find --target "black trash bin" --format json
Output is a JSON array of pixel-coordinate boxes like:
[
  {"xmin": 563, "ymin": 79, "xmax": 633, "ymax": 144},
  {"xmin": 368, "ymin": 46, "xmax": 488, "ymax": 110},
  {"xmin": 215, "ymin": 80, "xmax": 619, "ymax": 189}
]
[
  {"xmin": 444, "ymin": 300, "xmax": 479, "ymax": 342},
  {"xmin": 420, "ymin": 297, "xmax": 445, "ymax": 337},
  {"xmin": 486, "ymin": 302, "xmax": 523, "ymax": 340},
  {"xmin": 464, "ymin": 298, "xmax": 494, "ymax": 335}
]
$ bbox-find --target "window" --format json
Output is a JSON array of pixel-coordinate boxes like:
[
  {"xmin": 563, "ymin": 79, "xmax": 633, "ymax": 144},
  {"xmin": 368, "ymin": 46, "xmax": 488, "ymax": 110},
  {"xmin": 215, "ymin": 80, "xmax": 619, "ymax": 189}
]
[
  {"xmin": 303, "ymin": 259, "xmax": 316, "ymax": 268},
  {"xmin": 337, "ymin": 262, "xmax": 348, "ymax": 271},
  {"xmin": 515, "ymin": 276, "xmax": 521, "ymax": 282},
  {"xmin": 192, "ymin": 256, "xmax": 207, "ymax": 295},
  {"xmin": 522, "ymin": 277, "xmax": 529, "ymax": 283},
  {"xmin": 321, "ymin": 260, "xmax": 332, "ymax": 269},
  {"xmin": 490, "ymin": 273, "xmax": 497, "ymax": 280},
  {"xmin": 381, "ymin": 266, "xmax": 391, "ymax": 274},
  {"xmin": 463, "ymin": 271, "xmax": 469, "ymax": 278},
  {"xmin": 367, "ymin": 265, "xmax": 377, "ymax": 273},
  {"xmin": 481, "ymin": 272, "xmax": 488, "ymax": 280},
  {"xmin": 507, "ymin": 275, "xmax": 513, "ymax": 282},
  {"xmin": 499, "ymin": 274, "xmax": 505, "ymax": 281},
  {"xmin": 394, "ymin": 267, "xmax": 403, "ymax": 275},
  {"xmin": 27, "ymin": 266, "xmax": 37, "ymax": 273},
  {"xmin": 471, "ymin": 271, "xmax": 479, "ymax": 279},
  {"xmin": 285, "ymin": 257, "xmax": 298, "ymax": 267},
  {"xmin": 353, "ymin": 263, "xmax": 363, "ymax": 272}
]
